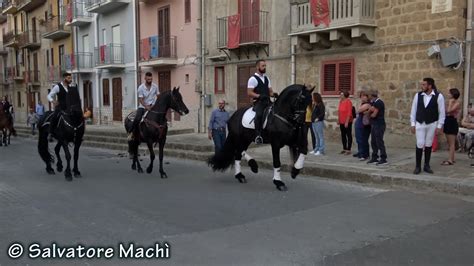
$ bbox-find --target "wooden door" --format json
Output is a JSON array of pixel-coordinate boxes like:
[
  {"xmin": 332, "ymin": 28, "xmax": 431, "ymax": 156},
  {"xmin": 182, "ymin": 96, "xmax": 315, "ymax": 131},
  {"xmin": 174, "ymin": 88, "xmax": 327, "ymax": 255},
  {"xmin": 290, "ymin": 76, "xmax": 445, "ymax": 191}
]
[
  {"xmin": 158, "ymin": 70, "xmax": 172, "ymax": 121},
  {"xmin": 158, "ymin": 6, "xmax": 170, "ymax": 57},
  {"xmin": 83, "ymin": 80, "xmax": 92, "ymax": 110},
  {"xmin": 237, "ymin": 65, "xmax": 254, "ymax": 109},
  {"xmin": 32, "ymin": 17, "xmax": 37, "ymax": 43},
  {"xmin": 112, "ymin": 78, "xmax": 122, "ymax": 121},
  {"xmin": 33, "ymin": 53, "xmax": 38, "ymax": 82}
]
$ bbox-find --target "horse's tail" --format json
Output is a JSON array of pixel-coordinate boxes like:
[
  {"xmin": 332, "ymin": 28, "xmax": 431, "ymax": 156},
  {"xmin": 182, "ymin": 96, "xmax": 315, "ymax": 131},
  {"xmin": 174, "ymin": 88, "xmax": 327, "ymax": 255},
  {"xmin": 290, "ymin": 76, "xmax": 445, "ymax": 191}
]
[
  {"xmin": 207, "ymin": 134, "xmax": 236, "ymax": 172},
  {"xmin": 38, "ymin": 123, "xmax": 54, "ymax": 164}
]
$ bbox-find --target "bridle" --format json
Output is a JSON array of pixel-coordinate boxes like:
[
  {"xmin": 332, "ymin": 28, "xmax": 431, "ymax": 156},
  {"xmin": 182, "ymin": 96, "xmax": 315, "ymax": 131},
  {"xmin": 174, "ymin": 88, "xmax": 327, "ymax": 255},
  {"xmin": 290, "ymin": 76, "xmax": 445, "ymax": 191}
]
[{"xmin": 273, "ymin": 90, "xmax": 307, "ymax": 128}]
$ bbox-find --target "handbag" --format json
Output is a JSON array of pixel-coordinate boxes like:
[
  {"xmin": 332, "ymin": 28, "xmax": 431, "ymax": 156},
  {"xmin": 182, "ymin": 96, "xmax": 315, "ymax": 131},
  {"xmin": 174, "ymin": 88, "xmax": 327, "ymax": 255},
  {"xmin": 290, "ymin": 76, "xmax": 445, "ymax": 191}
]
[{"xmin": 362, "ymin": 113, "xmax": 371, "ymax": 126}]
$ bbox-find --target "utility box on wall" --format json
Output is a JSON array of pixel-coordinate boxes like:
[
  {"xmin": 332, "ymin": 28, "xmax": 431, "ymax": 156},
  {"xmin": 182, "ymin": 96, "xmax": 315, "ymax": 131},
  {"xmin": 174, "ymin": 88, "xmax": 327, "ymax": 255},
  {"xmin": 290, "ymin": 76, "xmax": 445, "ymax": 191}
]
[
  {"xmin": 440, "ymin": 44, "xmax": 461, "ymax": 67},
  {"xmin": 204, "ymin": 94, "xmax": 212, "ymax": 107}
]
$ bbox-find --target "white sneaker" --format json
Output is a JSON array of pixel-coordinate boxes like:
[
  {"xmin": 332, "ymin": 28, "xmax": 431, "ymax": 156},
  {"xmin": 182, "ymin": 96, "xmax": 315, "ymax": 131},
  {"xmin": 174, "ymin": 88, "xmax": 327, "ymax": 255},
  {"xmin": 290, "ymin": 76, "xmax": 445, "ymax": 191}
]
[
  {"xmin": 309, "ymin": 151, "xmax": 315, "ymax": 154},
  {"xmin": 314, "ymin": 151, "xmax": 322, "ymax": 156}
]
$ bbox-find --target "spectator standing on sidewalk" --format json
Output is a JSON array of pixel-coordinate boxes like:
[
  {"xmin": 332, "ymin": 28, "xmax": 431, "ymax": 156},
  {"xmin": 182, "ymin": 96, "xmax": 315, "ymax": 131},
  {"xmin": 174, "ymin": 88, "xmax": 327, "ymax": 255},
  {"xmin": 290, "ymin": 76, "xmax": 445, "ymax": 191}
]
[
  {"xmin": 367, "ymin": 89, "xmax": 388, "ymax": 165},
  {"xmin": 310, "ymin": 93, "xmax": 325, "ymax": 156},
  {"xmin": 305, "ymin": 93, "xmax": 316, "ymax": 152},
  {"xmin": 26, "ymin": 109, "xmax": 38, "ymax": 135},
  {"xmin": 441, "ymin": 88, "xmax": 461, "ymax": 166},
  {"xmin": 208, "ymin": 100, "xmax": 230, "ymax": 154},
  {"xmin": 35, "ymin": 100, "xmax": 45, "ymax": 120},
  {"xmin": 410, "ymin": 77, "xmax": 445, "ymax": 174},
  {"xmin": 338, "ymin": 90, "xmax": 353, "ymax": 155},
  {"xmin": 354, "ymin": 90, "xmax": 372, "ymax": 161}
]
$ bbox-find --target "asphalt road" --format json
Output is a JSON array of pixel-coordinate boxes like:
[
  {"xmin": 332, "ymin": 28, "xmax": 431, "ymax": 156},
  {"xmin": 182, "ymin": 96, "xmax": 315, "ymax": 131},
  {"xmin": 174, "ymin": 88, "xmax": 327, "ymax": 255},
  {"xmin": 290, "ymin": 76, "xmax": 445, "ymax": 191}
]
[{"xmin": 1, "ymin": 139, "xmax": 474, "ymax": 266}]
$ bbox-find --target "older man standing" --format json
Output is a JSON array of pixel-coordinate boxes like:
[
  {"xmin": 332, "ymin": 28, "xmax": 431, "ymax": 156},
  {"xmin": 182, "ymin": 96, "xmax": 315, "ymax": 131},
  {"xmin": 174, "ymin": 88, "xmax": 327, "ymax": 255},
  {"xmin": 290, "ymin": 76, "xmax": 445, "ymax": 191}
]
[
  {"xmin": 410, "ymin": 77, "xmax": 446, "ymax": 174},
  {"xmin": 208, "ymin": 100, "xmax": 230, "ymax": 154}
]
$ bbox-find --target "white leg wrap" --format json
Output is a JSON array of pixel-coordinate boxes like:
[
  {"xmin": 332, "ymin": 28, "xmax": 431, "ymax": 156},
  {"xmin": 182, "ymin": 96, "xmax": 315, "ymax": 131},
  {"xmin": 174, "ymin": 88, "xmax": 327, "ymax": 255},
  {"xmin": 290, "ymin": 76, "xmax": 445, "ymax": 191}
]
[
  {"xmin": 294, "ymin": 153, "xmax": 305, "ymax": 170},
  {"xmin": 241, "ymin": 151, "xmax": 253, "ymax": 161},
  {"xmin": 234, "ymin": 160, "xmax": 241, "ymax": 175},
  {"xmin": 273, "ymin": 168, "xmax": 281, "ymax": 181}
]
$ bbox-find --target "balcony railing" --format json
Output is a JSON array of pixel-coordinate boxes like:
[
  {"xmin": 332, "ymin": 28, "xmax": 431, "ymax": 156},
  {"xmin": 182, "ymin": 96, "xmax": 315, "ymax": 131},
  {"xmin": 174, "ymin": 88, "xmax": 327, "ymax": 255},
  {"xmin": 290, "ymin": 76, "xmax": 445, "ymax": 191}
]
[
  {"xmin": 66, "ymin": 0, "xmax": 93, "ymax": 26},
  {"xmin": 2, "ymin": 31, "xmax": 19, "ymax": 47},
  {"xmin": 43, "ymin": 16, "xmax": 70, "ymax": 40},
  {"xmin": 291, "ymin": 0, "xmax": 375, "ymax": 34},
  {"xmin": 139, "ymin": 35, "xmax": 176, "ymax": 61},
  {"xmin": 85, "ymin": 0, "xmax": 130, "ymax": 14},
  {"xmin": 46, "ymin": 65, "xmax": 62, "ymax": 82},
  {"xmin": 18, "ymin": 30, "xmax": 41, "ymax": 49},
  {"xmin": 95, "ymin": 43, "xmax": 124, "ymax": 67},
  {"xmin": 1, "ymin": 0, "xmax": 18, "ymax": 14},
  {"xmin": 24, "ymin": 69, "xmax": 40, "ymax": 84},
  {"xmin": 217, "ymin": 10, "xmax": 268, "ymax": 49},
  {"xmin": 17, "ymin": 0, "xmax": 46, "ymax": 12},
  {"xmin": 61, "ymin": 52, "xmax": 93, "ymax": 71}
]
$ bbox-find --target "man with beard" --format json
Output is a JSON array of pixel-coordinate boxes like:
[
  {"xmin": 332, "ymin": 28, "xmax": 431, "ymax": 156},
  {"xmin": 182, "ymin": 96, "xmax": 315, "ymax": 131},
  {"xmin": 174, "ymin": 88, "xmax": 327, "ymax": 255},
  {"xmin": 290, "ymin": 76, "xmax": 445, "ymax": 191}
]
[
  {"xmin": 247, "ymin": 59, "xmax": 276, "ymax": 144},
  {"xmin": 410, "ymin": 77, "xmax": 446, "ymax": 174},
  {"xmin": 128, "ymin": 72, "xmax": 160, "ymax": 140}
]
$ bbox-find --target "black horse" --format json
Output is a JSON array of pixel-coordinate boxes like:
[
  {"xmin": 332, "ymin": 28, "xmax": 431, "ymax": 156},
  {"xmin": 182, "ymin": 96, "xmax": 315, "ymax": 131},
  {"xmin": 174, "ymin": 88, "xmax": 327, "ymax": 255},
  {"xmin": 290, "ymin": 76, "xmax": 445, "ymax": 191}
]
[
  {"xmin": 124, "ymin": 87, "xmax": 189, "ymax": 178},
  {"xmin": 208, "ymin": 84, "xmax": 314, "ymax": 191},
  {"xmin": 0, "ymin": 103, "xmax": 16, "ymax": 146},
  {"xmin": 38, "ymin": 105, "xmax": 85, "ymax": 181}
]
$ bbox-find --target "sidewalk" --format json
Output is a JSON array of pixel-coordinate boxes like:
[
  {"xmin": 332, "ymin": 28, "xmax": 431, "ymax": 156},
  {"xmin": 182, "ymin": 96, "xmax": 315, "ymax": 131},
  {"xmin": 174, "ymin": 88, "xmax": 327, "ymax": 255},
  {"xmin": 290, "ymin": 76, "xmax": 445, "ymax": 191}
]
[{"xmin": 165, "ymin": 133, "xmax": 474, "ymax": 195}]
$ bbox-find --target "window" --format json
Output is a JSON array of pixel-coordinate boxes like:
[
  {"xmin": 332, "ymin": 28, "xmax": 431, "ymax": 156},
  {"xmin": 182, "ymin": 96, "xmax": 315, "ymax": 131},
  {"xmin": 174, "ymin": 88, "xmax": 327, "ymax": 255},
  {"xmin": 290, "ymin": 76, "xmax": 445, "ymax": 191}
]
[
  {"xmin": 46, "ymin": 50, "xmax": 50, "ymax": 66},
  {"xmin": 185, "ymin": 74, "xmax": 189, "ymax": 84},
  {"xmin": 50, "ymin": 48, "xmax": 54, "ymax": 65},
  {"xmin": 102, "ymin": 79, "xmax": 110, "ymax": 106},
  {"xmin": 214, "ymin": 66, "xmax": 225, "ymax": 94},
  {"xmin": 58, "ymin": 45, "xmax": 64, "ymax": 67},
  {"xmin": 102, "ymin": 29, "xmax": 106, "ymax": 45},
  {"xmin": 17, "ymin": 92, "xmax": 21, "ymax": 107},
  {"xmin": 321, "ymin": 59, "xmax": 354, "ymax": 96},
  {"xmin": 185, "ymin": 0, "xmax": 191, "ymax": 23}
]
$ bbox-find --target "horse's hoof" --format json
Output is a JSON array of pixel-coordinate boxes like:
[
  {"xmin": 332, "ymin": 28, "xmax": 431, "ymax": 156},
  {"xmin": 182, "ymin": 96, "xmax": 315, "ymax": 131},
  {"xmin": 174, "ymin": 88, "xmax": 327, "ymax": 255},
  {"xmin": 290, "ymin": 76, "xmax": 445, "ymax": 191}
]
[
  {"xmin": 73, "ymin": 171, "xmax": 82, "ymax": 178},
  {"xmin": 137, "ymin": 168, "xmax": 144, "ymax": 174},
  {"xmin": 131, "ymin": 164, "xmax": 136, "ymax": 170},
  {"xmin": 235, "ymin": 173, "xmax": 247, "ymax": 183},
  {"xmin": 146, "ymin": 167, "xmax": 153, "ymax": 174},
  {"xmin": 248, "ymin": 159, "xmax": 259, "ymax": 173},
  {"xmin": 57, "ymin": 166, "xmax": 63, "ymax": 173},
  {"xmin": 160, "ymin": 172, "xmax": 168, "ymax": 179},
  {"xmin": 273, "ymin": 180, "xmax": 287, "ymax": 191},
  {"xmin": 46, "ymin": 168, "xmax": 55, "ymax": 175},
  {"xmin": 65, "ymin": 176, "xmax": 73, "ymax": 181},
  {"xmin": 291, "ymin": 167, "xmax": 300, "ymax": 179}
]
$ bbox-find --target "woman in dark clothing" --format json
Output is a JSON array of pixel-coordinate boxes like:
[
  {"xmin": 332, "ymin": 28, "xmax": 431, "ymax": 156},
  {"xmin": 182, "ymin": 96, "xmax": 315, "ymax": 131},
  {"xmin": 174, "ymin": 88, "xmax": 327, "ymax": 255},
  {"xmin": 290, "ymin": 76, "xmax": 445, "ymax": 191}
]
[
  {"xmin": 311, "ymin": 93, "xmax": 325, "ymax": 155},
  {"xmin": 354, "ymin": 91, "xmax": 372, "ymax": 160}
]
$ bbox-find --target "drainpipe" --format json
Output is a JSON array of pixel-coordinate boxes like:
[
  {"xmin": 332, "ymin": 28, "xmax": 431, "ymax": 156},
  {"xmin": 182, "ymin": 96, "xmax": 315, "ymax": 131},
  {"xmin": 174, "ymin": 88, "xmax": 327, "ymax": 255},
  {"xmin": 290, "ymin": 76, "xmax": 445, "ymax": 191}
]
[
  {"xmin": 291, "ymin": 41, "xmax": 296, "ymax": 84},
  {"xmin": 464, "ymin": 0, "xmax": 473, "ymax": 116},
  {"xmin": 94, "ymin": 13, "xmax": 101, "ymax": 124},
  {"xmin": 196, "ymin": 0, "xmax": 202, "ymax": 132},
  {"xmin": 200, "ymin": 0, "xmax": 206, "ymax": 133},
  {"xmin": 134, "ymin": 0, "xmax": 139, "ymax": 108}
]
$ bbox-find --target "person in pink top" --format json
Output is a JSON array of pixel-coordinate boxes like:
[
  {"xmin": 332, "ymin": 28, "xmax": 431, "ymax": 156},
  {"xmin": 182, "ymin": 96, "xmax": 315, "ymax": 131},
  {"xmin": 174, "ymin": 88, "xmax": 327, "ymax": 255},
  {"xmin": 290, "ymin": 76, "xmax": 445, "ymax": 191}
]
[
  {"xmin": 442, "ymin": 88, "xmax": 461, "ymax": 165},
  {"xmin": 338, "ymin": 90, "xmax": 353, "ymax": 155}
]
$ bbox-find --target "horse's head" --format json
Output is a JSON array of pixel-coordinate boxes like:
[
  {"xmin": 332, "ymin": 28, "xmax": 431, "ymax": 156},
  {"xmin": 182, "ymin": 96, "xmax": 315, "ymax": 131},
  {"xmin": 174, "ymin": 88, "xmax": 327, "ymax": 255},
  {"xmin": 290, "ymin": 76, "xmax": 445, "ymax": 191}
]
[
  {"xmin": 289, "ymin": 84, "xmax": 314, "ymax": 124},
  {"xmin": 170, "ymin": 87, "xmax": 189, "ymax": 116}
]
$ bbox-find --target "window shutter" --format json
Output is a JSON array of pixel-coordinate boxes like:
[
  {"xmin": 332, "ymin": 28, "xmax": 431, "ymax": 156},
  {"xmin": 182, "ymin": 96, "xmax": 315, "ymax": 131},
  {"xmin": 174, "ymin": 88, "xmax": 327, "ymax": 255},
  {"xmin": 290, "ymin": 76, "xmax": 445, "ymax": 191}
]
[
  {"xmin": 338, "ymin": 62, "xmax": 352, "ymax": 93},
  {"xmin": 185, "ymin": 0, "xmax": 191, "ymax": 23},
  {"xmin": 323, "ymin": 63, "xmax": 336, "ymax": 93},
  {"xmin": 321, "ymin": 59, "xmax": 354, "ymax": 96}
]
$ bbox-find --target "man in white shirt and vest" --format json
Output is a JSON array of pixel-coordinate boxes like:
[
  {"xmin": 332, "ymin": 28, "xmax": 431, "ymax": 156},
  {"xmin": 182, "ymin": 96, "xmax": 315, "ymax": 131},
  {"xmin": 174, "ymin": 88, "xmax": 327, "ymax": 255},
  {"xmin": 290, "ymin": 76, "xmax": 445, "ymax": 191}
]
[
  {"xmin": 247, "ymin": 59, "xmax": 276, "ymax": 144},
  {"xmin": 128, "ymin": 72, "xmax": 160, "ymax": 139},
  {"xmin": 410, "ymin": 77, "xmax": 445, "ymax": 174},
  {"xmin": 47, "ymin": 72, "xmax": 81, "ymax": 138}
]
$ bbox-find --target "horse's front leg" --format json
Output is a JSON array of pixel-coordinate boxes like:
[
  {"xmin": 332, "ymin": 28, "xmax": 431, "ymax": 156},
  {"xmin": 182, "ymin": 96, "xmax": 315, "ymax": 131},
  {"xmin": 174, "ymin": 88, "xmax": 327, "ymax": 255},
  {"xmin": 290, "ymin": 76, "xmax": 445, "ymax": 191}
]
[
  {"xmin": 271, "ymin": 144, "xmax": 287, "ymax": 191},
  {"xmin": 291, "ymin": 147, "xmax": 306, "ymax": 179},
  {"xmin": 234, "ymin": 150, "xmax": 246, "ymax": 183},
  {"xmin": 61, "ymin": 142, "xmax": 73, "ymax": 181},
  {"xmin": 146, "ymin": 140, "xmax": 155, "ymax": 174},
  {"xmin": 158, "ymin": 139, "xmax": 167, "ymax": 178},
  {"xmin": 73, "ymin": 140, "xmax": 82, "ymax": 178},
  {"xmin": 54, "ymin": 142, "xmax": 63, "ymax": 172}
]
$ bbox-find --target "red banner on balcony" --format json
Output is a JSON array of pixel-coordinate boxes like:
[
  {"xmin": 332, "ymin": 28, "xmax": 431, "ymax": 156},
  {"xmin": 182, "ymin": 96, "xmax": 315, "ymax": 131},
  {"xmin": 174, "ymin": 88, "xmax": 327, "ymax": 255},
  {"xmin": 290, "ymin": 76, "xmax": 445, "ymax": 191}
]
[
  {"xmin": 310, "ymin": 0, "xmax": 330, "ymax": 27},
  {"xmin": 141, "ymin": 38, "xmax": 150, "ymax": 60},
  {"xmin": 100, "ymin": 45, "xmax": 106, "ymax": 63},
  {"xmin": 227, "ymin": 14, "xmax": 241, "ymax": 49},
  {"xmin": 66, "ymin": 3, "xmax": 73, "ymax": 22}
]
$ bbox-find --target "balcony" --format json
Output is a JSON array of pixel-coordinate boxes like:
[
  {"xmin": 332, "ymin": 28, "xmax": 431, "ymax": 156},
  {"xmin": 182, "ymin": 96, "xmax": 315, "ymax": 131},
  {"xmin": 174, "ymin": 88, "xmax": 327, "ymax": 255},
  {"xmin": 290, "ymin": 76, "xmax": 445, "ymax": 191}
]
[
  {"xmin": 289, "ymin": 0, "xmax": 376, "ymax": 48},
  {"xmin": 85, "ymin": 0, "xmax": 130, "ymax": 14},
  {"xmin": 0, "ymin": 14, "xmax": 7, "ymax": 23},
  {"xmin": 13, "ymin": 66, "xmax": 24, "ymax": 81},
  {"xmin": 17, "ymin": 0, "xmax": 46, "ymax": 12},
  {"xmin": 5, "ymin": 67, "xmax": 15, "ymax": 83},
  {"xmin": 0, "ymin": 43, "xmax": 8, "ymax": 55},
  {"xmin": 65, "ymin": 1, "xmax": 93, "ymax": 27},
  {"xmin": 62, "ymin": 52, "xmax": 94, "ymax": 73},
  {"xmin": 2, "ymin": 31, "xmax": 19, "ymax": 48},
  {"xmin": 139, "ymin": 35, "xmax": 177, "ymax": 67},
  {"xmin": 46, "ymin": 65, "xmax": 62, "ymax": 82},
  {"xmin": 42, "ymin": 16, "xmax": 70, "ymax": 40},
  {"xmin": 1, "ymin": 0, "xmax": 18, "ymax": 15},
  {"xmin": 94, "ymin": 43, "xmax": 124, "ymax": 69},
  {"xmin": 24, "ymin": 69, "xmax": 40, "ymax": 86},
  {"xmin": 18, "ymin": 30, "xmax": 41, "ymax": 49},
  {"xmin": 216, "ymin": 10, "xmax": 269, "ymax": 59}
]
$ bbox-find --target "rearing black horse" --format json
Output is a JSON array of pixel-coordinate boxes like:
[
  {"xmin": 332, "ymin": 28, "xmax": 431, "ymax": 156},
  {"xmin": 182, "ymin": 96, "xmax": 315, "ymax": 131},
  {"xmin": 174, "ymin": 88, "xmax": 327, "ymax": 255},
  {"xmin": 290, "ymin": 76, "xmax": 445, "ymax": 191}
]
[
  {"xmin": 208, "ymin": 84, "xmax": 314, "ymax": 191},
  {"xmin": 125, "ymin": 87, "xmax": 189, "ymax": 178},
  {"xmin": 38, "ymin": 105, "xmax": 85, "ymax": 181}
]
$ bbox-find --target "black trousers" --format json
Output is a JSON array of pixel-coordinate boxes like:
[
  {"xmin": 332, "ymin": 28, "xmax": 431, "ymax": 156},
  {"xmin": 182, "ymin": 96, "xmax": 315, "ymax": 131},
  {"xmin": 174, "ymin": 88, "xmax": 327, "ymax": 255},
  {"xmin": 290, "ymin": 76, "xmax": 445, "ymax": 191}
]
[
  {"xmin": 371, "ymin": 124, "xmax": 387, "ymax": 161},
  {"xmin": 253, "ymin": 97, "xmax": 271, "ymax": 134},
  {"xmin": 339, "ymin": 123, "xmax": 353, "ymax": 151},
  {"xmin": 131, "ymin": 108, "xmax": 146, "ymax": 133}
]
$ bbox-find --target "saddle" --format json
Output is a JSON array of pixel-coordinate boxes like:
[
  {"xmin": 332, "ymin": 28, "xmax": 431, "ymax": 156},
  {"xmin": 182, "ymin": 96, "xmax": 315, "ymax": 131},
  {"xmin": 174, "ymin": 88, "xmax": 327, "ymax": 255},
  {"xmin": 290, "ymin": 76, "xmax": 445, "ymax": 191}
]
[
  {"xmin": 127, "ymin": 111, "xmax": 166, "ymax": 139},
  {"xmin": 242, "ymin": 105, "xmax": 272, "ymax": 129}
]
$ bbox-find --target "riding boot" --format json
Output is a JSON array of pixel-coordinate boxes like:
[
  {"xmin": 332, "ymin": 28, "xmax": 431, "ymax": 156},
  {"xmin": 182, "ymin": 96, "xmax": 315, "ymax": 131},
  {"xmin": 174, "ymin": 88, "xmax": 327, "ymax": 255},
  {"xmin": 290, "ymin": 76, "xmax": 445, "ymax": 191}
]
[
  {"xmin": 413, "ymin": 147, "xmax": 423, "ymax": 175},
  {"xmin": 423, "ymin": 147, "xmax": 434, "ymax": 174}
]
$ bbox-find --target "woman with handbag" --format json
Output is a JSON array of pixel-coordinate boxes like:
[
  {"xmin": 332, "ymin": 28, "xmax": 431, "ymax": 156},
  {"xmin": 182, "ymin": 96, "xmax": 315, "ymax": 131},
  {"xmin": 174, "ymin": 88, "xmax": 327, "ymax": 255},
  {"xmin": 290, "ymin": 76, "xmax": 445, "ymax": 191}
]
[{"xmin": 354, "ymin": 91, "xmax": 372, "ymax": 161}]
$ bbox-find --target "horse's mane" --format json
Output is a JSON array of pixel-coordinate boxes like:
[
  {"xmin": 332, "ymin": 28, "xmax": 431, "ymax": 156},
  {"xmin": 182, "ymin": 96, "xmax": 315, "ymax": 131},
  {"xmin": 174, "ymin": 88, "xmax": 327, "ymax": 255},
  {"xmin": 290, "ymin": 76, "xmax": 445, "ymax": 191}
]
[{"xmin": 274, "ymin": 84, "xmax": 306, "ymax": 105}]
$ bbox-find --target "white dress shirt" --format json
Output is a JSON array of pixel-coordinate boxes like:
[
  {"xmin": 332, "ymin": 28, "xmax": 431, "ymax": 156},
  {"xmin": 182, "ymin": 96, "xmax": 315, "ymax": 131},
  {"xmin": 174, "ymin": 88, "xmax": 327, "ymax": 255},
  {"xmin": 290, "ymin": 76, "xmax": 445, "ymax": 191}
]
[
  {"xmin": 247, "ymin": 73, "xmax": 272, "ymax": 89},
  {"xmin": 137, "ymin": 83, "xmax": 160, "ymax": 108},
  {"xmin": 410, "ymin": 90, "xmax": 446, "ymax": 129},
  {"xmin": 47, "ymin": 82, "xmax": 69, "ymax": 102}
]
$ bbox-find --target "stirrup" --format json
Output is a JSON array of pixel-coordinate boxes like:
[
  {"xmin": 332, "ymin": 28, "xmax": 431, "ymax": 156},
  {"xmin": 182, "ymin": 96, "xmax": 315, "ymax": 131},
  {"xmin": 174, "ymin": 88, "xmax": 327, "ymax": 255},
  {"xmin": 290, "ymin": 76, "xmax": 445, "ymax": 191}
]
[
  {"xmin": 255, "ymin": 135, "xmax": 263, "ymax": 144},
  {"xmin": 127, "ymin": 132, "xmax": 135, "ymax": 141}
]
